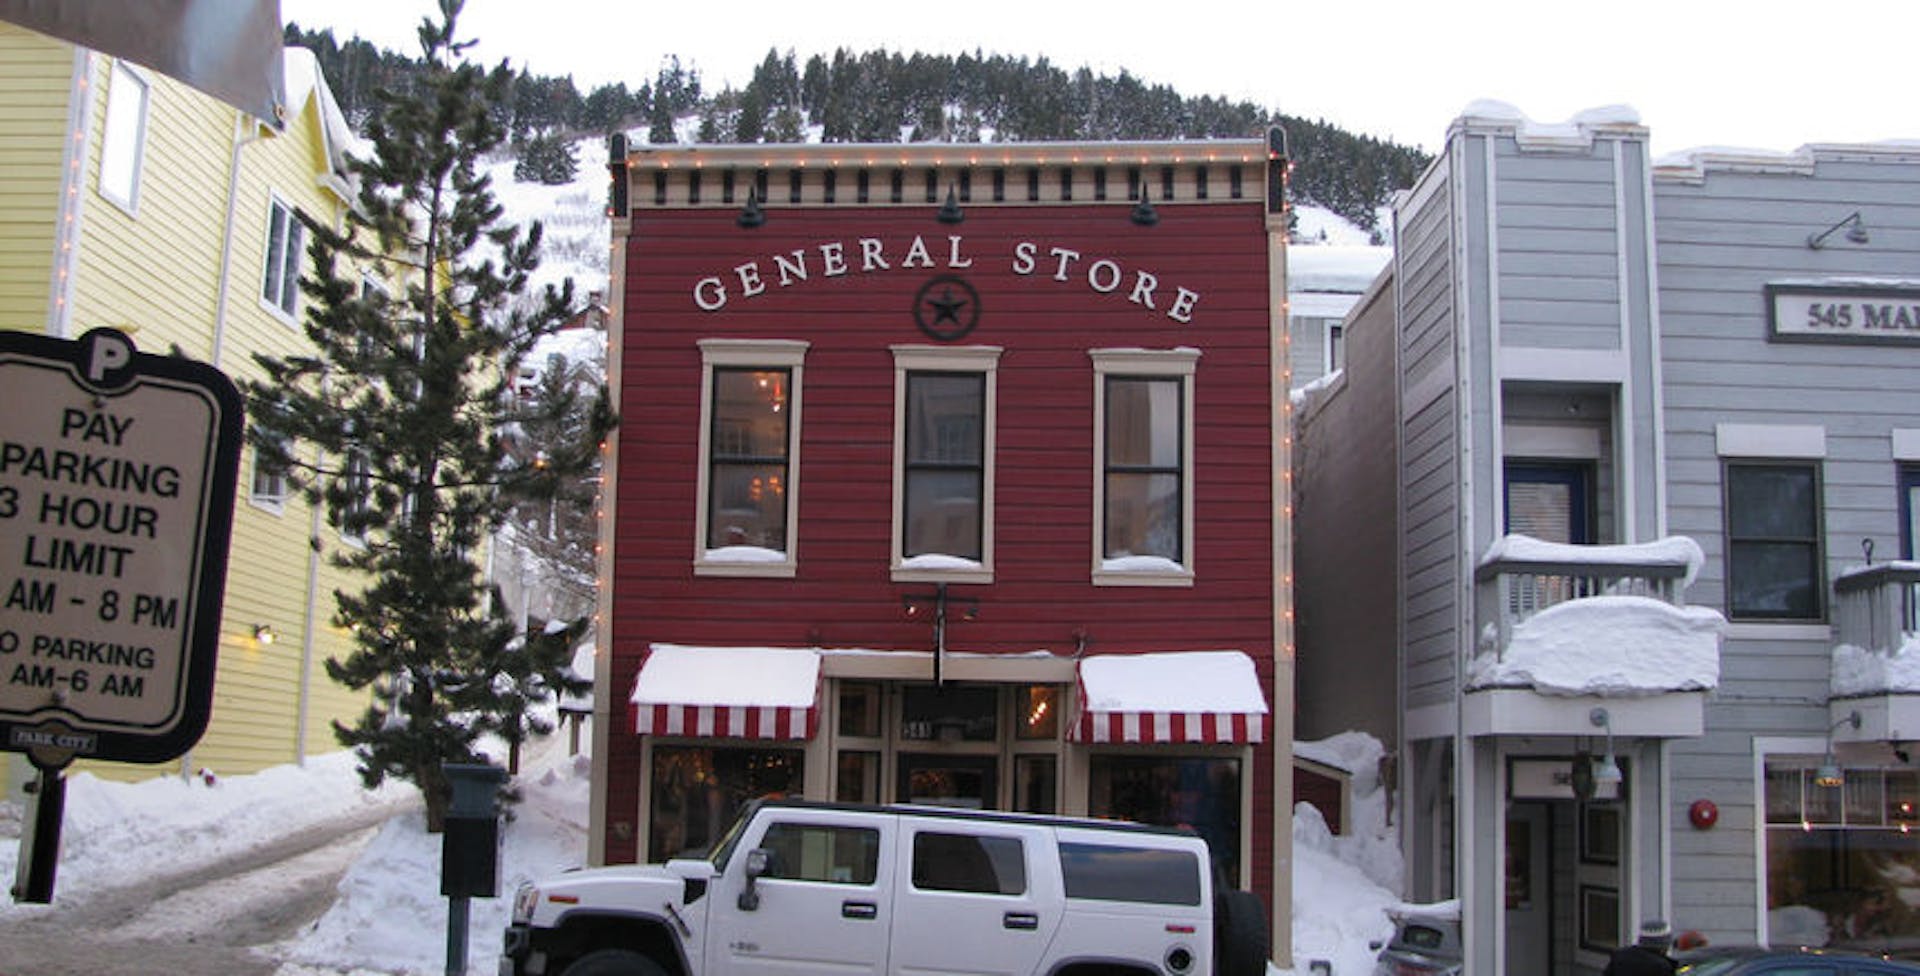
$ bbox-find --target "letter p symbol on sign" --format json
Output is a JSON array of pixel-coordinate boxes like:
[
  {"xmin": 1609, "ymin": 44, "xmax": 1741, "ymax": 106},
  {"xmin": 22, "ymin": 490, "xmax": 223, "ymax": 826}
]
[{"xmin": 81, "ymin": 328, "xmax": 134, "ymax": 385}]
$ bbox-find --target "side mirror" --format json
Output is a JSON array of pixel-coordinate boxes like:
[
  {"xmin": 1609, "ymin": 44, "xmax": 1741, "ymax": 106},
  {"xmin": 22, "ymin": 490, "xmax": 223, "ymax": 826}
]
[{"xmin": 738, "ymin": 848, "xmax": 770, "ymax": 911}]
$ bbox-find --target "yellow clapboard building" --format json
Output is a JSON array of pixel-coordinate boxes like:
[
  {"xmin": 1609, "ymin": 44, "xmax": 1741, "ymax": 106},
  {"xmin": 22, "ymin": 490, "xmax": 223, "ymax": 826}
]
[{"xmin": 1, "ymin": 20, "xmax": 381, "ymax": 797}]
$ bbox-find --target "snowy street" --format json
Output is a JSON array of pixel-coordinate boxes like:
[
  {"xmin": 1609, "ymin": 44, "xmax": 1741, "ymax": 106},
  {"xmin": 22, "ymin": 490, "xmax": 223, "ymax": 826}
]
[
  {"xmin": 2, "ymin": 726, "xmax": 1403, "ymax": 975},
  {"xmin": 4, "ymin": 810, "xmax": 393, "ymax": 974}
]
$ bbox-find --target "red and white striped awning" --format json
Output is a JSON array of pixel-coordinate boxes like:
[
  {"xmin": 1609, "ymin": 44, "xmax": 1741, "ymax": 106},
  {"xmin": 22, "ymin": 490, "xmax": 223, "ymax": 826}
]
[
  {"xmin": 631, "ymin": 645, "xmax": 820, "ymax": 740},
  {"xmin": 1071, "ymin": 650, "xmax": 1269, "ymax": 744}
]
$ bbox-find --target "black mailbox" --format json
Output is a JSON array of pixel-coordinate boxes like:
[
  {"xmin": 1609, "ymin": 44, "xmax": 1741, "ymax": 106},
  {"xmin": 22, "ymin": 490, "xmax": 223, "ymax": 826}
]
[{"xmin": 441, "ymin": 762, "xmax": 507, "ymax": 898}]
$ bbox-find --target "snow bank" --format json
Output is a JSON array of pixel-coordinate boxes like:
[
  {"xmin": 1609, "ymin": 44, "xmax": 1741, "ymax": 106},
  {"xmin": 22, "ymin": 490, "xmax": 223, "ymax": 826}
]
[
  {"xmin": 0, "ymin": 751, "xmax": 411, "ymax": 905},
  {"xmin": 281, "ymin": 751, "xmax": 594, "ymax": 975}
]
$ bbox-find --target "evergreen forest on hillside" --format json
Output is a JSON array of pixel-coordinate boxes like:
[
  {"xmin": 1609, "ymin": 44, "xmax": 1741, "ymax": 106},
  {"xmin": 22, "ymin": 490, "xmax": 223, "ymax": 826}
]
[{"xmin": 286, "ymin": 24, "xmax": 1428, "ymax": 234}]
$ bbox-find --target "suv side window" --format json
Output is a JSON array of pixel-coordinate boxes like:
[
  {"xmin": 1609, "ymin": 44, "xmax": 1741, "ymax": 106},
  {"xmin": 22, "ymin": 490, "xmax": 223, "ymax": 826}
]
[
  {"xmin": 759, "ymin": 822, "xmax": 880, "ymax": 884},
  {"xmin": 912, "ymin": 832, "xmax": 1027, "ymax": 895},
  {"xmin": 1058, "ymin": 842, "xmax": 1202, "ymax": 905}
]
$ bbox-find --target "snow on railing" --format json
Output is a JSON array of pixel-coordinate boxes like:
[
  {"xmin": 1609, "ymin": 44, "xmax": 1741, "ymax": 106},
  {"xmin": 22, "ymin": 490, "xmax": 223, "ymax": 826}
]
[
  {"xmin": 1475, "ymin": 535, "xmax": 1700, "ymax": 654},
  {"xmin": 1467, "ymin": 536, "xmax": 1723, "ymax": 696},
  {"xmin": 1830, "ymin": 562, "xmax": 1920, "ymax": 696}
]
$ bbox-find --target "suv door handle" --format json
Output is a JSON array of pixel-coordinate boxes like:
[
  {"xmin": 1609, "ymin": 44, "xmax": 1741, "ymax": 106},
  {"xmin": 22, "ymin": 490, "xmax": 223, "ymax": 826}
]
[
  {"xmin": 1004, "ymin": 912, "xmax": 1040, "ymax": 930},
  {"xmin": 843, "ymin": 901, "xmax": 879, "ymax": 920}
]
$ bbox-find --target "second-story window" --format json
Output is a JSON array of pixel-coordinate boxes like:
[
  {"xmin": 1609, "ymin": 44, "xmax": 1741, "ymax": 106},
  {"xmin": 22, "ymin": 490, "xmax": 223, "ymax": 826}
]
[
  {"xmin": 696, "ymin": 339, "xmax": 807, "ymax": 577},
  {"xmin": 893, "ymin": 345, "xmax": 1000, "ymax": 583},
  {"xmin": 340, "ymin": 450, "xmax": 372, "ymax": 545},
  {"xmin": 1092, "ymin": 348, "xmax": 1197, "ymax": 585},
  {"xmin": 98, "ymin": 61, "xmax": 150, "ymax": 214},
  {"xmin": 1725, "ymin": 460, "xmax": 1824, "ymax": 620},
  {"xmin": 250, "ymin": 442, "xmax": 288, "ymax": 510},
  {"xmin": 262, "ymin": 196, "xmax": 305, "ymax": 321}
]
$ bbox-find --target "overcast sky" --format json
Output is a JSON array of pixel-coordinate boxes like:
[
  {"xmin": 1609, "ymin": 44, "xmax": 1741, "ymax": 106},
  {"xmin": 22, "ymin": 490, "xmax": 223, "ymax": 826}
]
[{"xmin": 282, "ymin": 0, "xmax": 1916, "ymax": 158}]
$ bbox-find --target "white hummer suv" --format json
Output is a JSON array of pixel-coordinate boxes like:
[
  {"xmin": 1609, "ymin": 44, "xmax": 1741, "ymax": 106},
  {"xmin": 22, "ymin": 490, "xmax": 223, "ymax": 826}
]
[{"xmin": 501, "ymin": 798, "xmax": 1270, "ymax": 976}]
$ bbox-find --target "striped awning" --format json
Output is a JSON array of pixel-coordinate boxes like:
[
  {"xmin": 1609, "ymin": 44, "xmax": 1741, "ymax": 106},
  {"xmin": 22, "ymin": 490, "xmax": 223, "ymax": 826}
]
[
  {"xmin": 630, "ymin": 645, "xmax": 821, "ymax": 740},
  {"xmin": 1071, "ymin": 650, "xmax": 1269, "ymax": 744}
]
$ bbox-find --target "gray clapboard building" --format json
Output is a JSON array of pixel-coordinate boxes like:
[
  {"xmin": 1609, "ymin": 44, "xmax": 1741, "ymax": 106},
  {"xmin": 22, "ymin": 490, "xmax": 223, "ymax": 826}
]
[{"xmin": 1297, "ymin": 102, "xmax": 1920, "ymax": 973}]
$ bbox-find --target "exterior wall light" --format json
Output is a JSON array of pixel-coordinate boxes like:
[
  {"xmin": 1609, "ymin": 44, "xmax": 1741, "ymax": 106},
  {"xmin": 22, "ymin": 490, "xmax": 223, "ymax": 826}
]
[
  {"xmin": 1807, "ymin": 211, "xmax": 1868, "ymax": 249},
  {"xmin": 1591, "ymin": 707, "xmax": 1623, "ymax": 786},
  {"xmin": 736, "ymin": 187, "xmax": 765, "ymax": 228},
  {"xmin": 253, "ymin": 623, "xmax": 276, "ymax": 646},
  {"xmin": 1815, "ymin": 710, "xmax": 1863, "ymax": 788}
]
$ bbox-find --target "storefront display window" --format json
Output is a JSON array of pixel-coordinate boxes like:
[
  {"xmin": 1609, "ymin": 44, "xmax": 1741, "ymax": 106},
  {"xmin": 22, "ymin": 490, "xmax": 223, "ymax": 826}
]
[
  {"xmin": 901, "ymin": 684, "xmax": 997, "ymax": 742},
  {"xmin": 839, "ymin": 682, "xmax": 882, "ymax": 737},
  {"xmin": 1018, "ymin": 685, "xmax": 1059, "ymax": 740},
  {"xmin": 1764, "ymin": 758, "xmax": 1920, "ymax": 951},
  {"xmin": 837, "ymin": 751, "xmax": 879, "ymax": 804},
  {"xmin": 648, "ymin": 745, "xmax": 803, "ymax": 862},
  {"xmin": 899, "ymin": 754, "xmax": 996, "ymax": 809},
  {"xmin": 1089, "ymin": 755, "xmax": 1241, "ymax": 884},
  {"xmin": 1014, "ymin": 755, "xmax": 1057, "ymax": 814}
]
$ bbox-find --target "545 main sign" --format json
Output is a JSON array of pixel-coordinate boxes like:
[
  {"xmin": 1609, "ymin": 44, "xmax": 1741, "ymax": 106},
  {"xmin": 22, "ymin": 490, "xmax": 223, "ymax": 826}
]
[{"xmin": 0, "ymin": 328, "xmax": 241, "ymax": 770}]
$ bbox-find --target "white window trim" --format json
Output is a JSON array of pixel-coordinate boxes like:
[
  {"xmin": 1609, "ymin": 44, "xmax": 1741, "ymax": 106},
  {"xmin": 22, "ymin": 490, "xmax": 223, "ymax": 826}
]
[
  {"xmin": 247, "ymin": 445, "xmax": 288, "ymax": 514},
  {"xmin": 338, "ymin": 451, "xmax": 371, "ymax": 549},
  {"xmin": 97, "ymin": 60, "xmax": 150, "ymax": 216},
  {"xmin": 260, "ymin": 192, "xmax": 305, "ymax": 325},
  {"xmin": 892, "ymin": 344, "xmax": 1001, "ymax": 584},
  {"xmin": 694, "ymin": 339, "xmax": 807, "ymax": 578},
  {"xmin": 1090, "ymin": 347, "xmax": 1198, "ymax": 587},
  {"xmin": 1715, "ymin": 423, "xmax": 1826, "ymax": 459},
  {"xmin": 1322, "ymin": 321, "xmax": 1345, "ymax": 376},
  {"xmin": 1751, "ymin": 735, "xmax": 1833, "ymax": 946},
  {"xmin": 1892, "ymin": 428, "xmax": 1920, "ymax": 461}
]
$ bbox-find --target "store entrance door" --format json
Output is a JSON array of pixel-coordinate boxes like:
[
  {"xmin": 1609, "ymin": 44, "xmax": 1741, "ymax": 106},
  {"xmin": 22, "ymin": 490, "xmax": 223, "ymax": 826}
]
[
  {"xmin": 1505, "ymin": 802, "xmax": 1551, "ymax": 973},
  {"xmin": 898, "ymin": 754, "xmax": 998, "ymax": 810}
]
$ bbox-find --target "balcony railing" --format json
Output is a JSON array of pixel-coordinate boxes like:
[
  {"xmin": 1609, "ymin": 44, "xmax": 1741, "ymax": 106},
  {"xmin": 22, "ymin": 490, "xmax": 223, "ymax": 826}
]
[
  {"xmin": 1473, "ymin": 538, "xmax": 1692, "ymax": 663},
  {"xmin": 1831, "ymin": 562, "xmax": 1920, "ymax": 658}
]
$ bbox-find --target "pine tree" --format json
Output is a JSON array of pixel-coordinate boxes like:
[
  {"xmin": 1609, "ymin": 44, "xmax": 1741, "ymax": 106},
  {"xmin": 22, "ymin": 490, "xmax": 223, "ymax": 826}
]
[
  {"xmin": 244, "ymin": 0, "xmax": 612, "ymax": 832},
  {"xmin": 514, "ymin": 129, "xmax": 578, "ymax": 185}
]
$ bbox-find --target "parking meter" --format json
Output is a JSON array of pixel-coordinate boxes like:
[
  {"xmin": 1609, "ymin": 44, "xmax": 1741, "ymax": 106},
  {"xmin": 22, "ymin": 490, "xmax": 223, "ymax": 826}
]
[{"xmin": 441, "ymin": 762, "xmax": 507, "ymax": 898}]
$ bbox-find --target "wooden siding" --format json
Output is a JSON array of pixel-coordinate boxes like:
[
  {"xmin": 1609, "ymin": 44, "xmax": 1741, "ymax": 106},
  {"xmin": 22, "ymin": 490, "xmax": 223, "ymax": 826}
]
[
  {"xmin": 1295, "ymin": 277, "xmax": 1399, "ymax": 744},
  {"xmin": 67, "ymin": 56, "xmax": 231, "ymax": 360},
  {"xmin": 24, "ymin": 51, "xmax": 376, "ymax": 784},
  {"xmin": 1395, "ymin": 159, "xmax": 1460, "ymax": 711},
  {"xmin": 1493, "ymin": 140, "xmax": 1625, "ymax": 352},
  {"xmin": 0, "ymin": 24, "xmax": 71, "ymax": 333},
  {"xmin": 193, "ymin": 80, "xmax": 368, "ymax": 780},
  {"xmin": 1655, "ymin": 147, "xmax": 1920, "ymax": 945},
  {"xmin": 610, "ymin": 200, "xmax": 1278, "ymax": 887}
]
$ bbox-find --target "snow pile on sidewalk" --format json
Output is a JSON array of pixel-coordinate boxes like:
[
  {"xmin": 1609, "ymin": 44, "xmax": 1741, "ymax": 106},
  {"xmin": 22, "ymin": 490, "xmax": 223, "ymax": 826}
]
[
  {"xmin": 278, "ymin": 746, "xmax": 594, "ymax": 974},
  {"xmin": 1287, "ymin": 731, "xmax": 1403, "ymax": 975},
  {"xmin": 0, "ymin": 751, "xmax": 412, "ymax": 902}
]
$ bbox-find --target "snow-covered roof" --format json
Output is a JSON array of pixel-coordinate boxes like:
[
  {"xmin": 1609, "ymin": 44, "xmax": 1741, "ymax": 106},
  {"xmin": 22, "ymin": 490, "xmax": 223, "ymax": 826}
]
[
  {"xmin": 1291, "ymin": 292, "xmax": 1362, "ymax": 319},
  {"xmin": 281, "ymin": 47, "xmax": 362, "ymax": 179},
  {"xmin": 1653, "ymin": 139, "xmax": 1920, "ymax": 184},
  {"xmin": 1289, "ymin": 245, "xmax": 1391, "ymax": 294},
  {"xmin": 1451, "ymin": 100, "xmax": 1645, "ymax": 150}
]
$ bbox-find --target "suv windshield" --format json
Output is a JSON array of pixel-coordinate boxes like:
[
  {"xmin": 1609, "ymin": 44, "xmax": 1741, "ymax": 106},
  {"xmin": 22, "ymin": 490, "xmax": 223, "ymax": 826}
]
[{"xmin": 705, "ymin": 800, "xmax": 760, "ymax": 870}]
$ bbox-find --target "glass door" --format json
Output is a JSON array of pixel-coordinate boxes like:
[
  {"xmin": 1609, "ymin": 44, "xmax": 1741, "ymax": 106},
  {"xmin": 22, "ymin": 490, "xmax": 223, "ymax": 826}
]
[{"xmin": 897, "ymin": 754, "xmax": 998, "ymax": 809}]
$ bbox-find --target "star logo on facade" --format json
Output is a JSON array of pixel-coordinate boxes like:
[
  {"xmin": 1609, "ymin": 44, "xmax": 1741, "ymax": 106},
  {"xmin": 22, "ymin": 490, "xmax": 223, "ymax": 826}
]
[{"xmin": 913, "ymin": 275, "xmax": 981, "ymax": 341}]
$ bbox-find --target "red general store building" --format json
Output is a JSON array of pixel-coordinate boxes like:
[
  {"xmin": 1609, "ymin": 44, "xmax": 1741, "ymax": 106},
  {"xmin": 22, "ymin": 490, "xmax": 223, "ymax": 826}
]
[{"xmin": 588, "ymin": 133, "xmax": 1298, "ymax": 957}]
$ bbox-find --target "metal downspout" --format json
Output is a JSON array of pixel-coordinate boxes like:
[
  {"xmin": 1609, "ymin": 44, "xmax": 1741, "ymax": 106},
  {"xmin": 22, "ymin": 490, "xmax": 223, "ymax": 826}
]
[{"xmin": 211, "ymin": 110, "xmax": 262, "ymax": 368}]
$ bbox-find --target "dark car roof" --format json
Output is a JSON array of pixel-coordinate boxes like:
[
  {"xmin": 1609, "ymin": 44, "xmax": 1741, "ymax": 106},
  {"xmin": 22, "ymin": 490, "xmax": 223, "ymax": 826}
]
[{"xmin": 1677, "ymin": 946, "xmax": 1920, "ymax": 973}]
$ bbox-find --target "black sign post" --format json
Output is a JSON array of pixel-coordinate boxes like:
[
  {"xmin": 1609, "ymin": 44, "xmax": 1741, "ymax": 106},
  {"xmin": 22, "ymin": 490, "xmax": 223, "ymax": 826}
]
[{"xmin": 0, "ymin": 328, "xmax": 242, "ymax": 903}]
